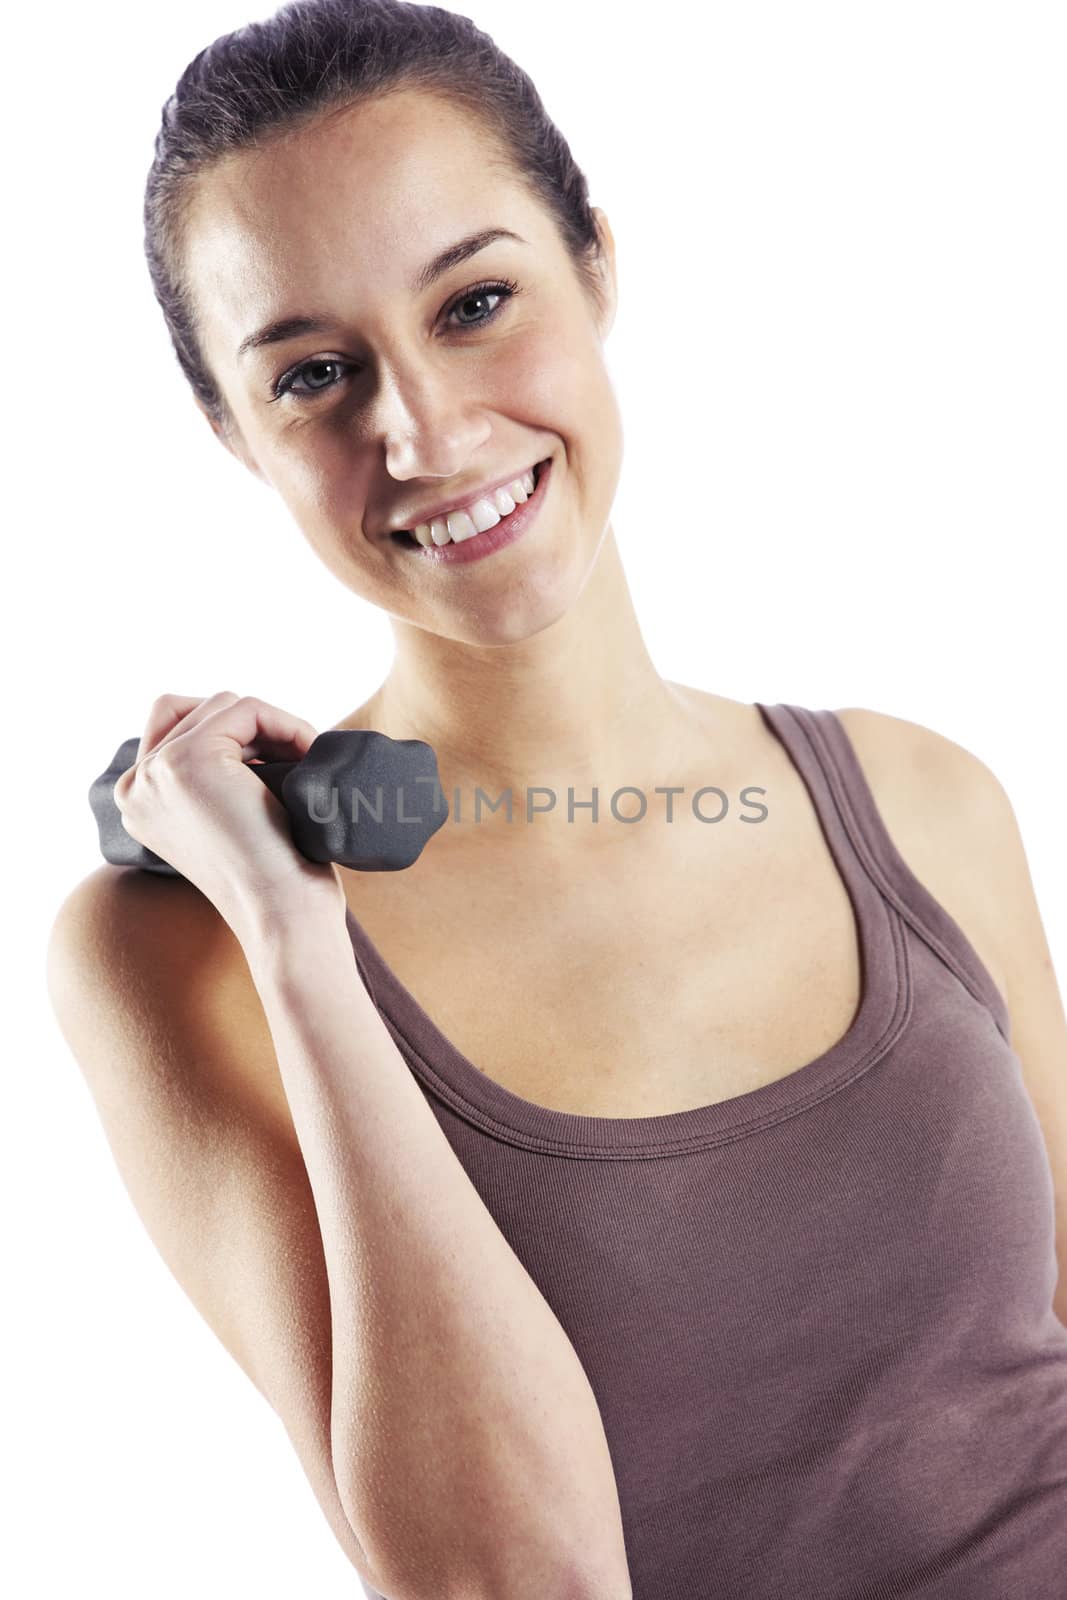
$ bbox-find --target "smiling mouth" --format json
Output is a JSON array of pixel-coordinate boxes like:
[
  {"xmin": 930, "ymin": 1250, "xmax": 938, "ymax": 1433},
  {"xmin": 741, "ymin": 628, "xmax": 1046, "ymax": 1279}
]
[{"xmin": 390, "ymin": 460, "xmax": 549, "ymax": 548}]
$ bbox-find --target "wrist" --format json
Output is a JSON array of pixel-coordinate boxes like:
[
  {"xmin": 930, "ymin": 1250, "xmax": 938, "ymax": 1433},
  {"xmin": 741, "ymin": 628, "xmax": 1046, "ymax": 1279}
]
[{"xmin": 227, "ymin": 883, "xmax": 350, "ymax": 967}]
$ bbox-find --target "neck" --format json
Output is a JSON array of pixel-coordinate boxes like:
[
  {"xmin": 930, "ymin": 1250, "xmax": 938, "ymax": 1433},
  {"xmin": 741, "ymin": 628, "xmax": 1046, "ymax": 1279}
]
[{"xmin": 339, "ymin": 529, "xmax": 733, "ymax": 842}]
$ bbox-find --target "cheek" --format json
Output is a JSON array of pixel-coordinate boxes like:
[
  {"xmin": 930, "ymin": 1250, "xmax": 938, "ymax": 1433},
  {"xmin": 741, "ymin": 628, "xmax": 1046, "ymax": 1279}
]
[
  {"xmin": 506, "ymin": 323, "xmax": 621, "ymax": 496},
  {"xmin": 497, "ymin": 322, "xmax": 601, "ymax": 420},
  {"xmin": 265, "ymin": 459, "xmax": 394, "ymax": 604},
  {"xmin": 265, "ymin": 433, "xmax": 360, "ymax": 531}
]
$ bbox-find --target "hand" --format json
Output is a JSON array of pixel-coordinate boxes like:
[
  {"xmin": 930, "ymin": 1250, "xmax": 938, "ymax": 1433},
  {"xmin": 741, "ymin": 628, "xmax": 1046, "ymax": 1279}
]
[{"xmin": 112, "ymin": 692, "xmax": 348, "ymax": 932}]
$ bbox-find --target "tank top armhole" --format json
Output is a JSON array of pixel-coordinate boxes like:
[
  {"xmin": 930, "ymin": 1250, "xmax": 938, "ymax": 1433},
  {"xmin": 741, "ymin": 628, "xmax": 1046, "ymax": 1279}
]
[{"xmin": 801, "ymin": 706, "xmax": 1013, "ymax": 1046}]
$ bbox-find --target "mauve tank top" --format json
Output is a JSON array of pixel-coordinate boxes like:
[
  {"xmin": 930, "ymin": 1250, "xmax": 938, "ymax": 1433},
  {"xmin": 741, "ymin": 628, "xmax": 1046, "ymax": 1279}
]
[{"xmin": 342, "ymin": 702, "xmax": 1067, "ymax": 1598}]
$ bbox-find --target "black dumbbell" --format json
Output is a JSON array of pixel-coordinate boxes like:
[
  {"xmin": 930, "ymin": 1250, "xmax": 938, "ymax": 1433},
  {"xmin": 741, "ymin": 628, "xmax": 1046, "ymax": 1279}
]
[{"xmin": 89, "ymin": 729, "xmax": 449, "ymax": 875}]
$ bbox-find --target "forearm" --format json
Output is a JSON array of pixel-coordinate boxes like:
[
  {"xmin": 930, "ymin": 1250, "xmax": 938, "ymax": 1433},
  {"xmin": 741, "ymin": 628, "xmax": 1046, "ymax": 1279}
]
[{"xmin": 239, "ymin": 903, "xmax": 632, "ymax": 1600}]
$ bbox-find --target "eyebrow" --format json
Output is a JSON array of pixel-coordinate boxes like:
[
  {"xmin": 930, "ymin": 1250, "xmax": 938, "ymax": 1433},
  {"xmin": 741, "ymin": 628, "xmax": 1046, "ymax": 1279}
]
[{"xmin": 236, "ymin": 226, "xmax": 527, "ymax": 362}]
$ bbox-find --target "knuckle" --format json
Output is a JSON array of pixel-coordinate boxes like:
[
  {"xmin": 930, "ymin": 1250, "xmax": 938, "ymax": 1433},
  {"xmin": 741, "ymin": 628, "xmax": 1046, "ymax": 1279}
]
[
  {"xmin": 140, "ymin": 746, "xmax": 177, "ymax": 784},
  {"xmin": 154, "ymin": 742, "xmax": 189, "ymax": 773}
]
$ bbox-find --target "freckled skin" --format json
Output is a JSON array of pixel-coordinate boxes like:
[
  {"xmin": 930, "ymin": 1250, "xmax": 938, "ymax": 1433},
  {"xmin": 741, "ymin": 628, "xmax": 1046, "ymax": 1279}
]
[{"xmin": 182, "ymin": 89, "xmax": 624, "ymax": 648}]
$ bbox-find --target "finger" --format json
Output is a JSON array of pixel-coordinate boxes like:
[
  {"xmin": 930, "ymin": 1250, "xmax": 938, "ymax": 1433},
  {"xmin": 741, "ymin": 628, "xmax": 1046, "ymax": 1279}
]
[
  {"xmin": 192, "ymin": 696, "xmax": 320, "ymax": 764},
  {"xmin": 137, "ymin": 691, "xmax": 241, "ymax": 763}
]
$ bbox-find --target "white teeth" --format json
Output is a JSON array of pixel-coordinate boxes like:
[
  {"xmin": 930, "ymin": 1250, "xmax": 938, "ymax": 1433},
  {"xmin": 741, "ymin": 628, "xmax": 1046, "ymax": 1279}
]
[
  {"xmin": 410, "ymin": 465, "xmax": 537, "ymax": 547},
  {"xmin": 446, "ymin": 508, "xmax": 479, "ymax": 543},
  {"xmin": 467, "ymin": 497, "xmax": 502, "ymax": 535}
]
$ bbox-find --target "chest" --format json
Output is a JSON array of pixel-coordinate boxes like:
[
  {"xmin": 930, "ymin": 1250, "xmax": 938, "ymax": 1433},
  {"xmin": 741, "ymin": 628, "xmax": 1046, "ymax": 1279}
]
[
  {"xmin": 339, "ymin": 728, "xmax": 1011, "ymax": 1120},
  {"xmin": 341, "ymin": 806, "xmax": 889, "ymax": 1118}
]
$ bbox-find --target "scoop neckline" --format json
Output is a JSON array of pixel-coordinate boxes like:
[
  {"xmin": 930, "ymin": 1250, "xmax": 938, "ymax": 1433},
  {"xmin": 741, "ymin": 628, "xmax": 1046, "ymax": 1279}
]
[{"xmin": 343, "ymin": 703, "xmax": 910, "ymax": 1158}]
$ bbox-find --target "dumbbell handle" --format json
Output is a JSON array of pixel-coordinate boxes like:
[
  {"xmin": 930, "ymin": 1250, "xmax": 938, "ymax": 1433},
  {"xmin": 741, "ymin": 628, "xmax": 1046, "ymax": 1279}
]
[{"xmin": 89, "ymin": 730, "xmax": 448, "ymax": 876}]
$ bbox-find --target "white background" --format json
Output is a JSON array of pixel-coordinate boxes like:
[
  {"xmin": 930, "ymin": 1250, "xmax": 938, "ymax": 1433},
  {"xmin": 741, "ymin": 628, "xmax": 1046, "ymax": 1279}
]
[{"xmin": 6, "ymin": 1, "xmax": 1065, "ymax": 1594}]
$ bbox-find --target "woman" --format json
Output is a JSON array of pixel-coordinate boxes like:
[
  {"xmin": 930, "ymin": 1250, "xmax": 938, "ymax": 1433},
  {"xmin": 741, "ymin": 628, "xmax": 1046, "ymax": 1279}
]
[{"xmin": 46, "ymin": 1, "xmax": 1067, "ymax": 1596}]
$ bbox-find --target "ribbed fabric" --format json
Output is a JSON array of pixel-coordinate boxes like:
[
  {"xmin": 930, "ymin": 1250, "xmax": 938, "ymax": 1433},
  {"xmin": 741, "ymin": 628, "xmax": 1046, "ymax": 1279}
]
[{"xmin": 344, "ymin": 703, "xmax": 1067, "ymax": 1598}]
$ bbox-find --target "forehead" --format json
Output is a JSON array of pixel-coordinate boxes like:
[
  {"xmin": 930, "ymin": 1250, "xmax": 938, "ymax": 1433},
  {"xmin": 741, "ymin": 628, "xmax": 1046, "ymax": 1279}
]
[{"xmin": 184, "ymin": 91, "xmax": 530, "ymax": 348}]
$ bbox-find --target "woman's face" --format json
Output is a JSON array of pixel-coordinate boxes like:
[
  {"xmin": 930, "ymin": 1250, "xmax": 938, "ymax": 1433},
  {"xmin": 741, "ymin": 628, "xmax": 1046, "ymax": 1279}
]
[{"xmin": 183, "ymin": 89, "xmax": 622, "ymax": 645}]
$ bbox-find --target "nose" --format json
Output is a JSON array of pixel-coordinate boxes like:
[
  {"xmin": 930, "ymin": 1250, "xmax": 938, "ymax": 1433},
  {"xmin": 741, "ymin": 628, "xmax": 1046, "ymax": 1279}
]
[{"xmin": 372, "ymin": 358, "xmax": 491, "ymax": 484}]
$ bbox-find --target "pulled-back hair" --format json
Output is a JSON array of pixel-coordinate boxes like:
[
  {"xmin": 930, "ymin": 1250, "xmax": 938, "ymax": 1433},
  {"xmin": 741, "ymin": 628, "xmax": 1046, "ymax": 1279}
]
[{"xmin": 143, "ymin": 0, "xmax": 606, "ymax": 432}]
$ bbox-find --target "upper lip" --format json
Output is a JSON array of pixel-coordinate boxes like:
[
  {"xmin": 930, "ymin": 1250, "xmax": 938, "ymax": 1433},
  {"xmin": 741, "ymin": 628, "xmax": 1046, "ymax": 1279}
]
[{"xmin": 383, "ymin": 459, "xmax": 544, "ymax": 535}]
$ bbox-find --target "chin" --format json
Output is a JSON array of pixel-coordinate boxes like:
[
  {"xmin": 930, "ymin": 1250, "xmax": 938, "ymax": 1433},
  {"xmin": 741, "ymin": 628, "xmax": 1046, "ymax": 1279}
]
[{"xmin": 447, "ymin": 579, "xmax": 583, "ymax": 647}]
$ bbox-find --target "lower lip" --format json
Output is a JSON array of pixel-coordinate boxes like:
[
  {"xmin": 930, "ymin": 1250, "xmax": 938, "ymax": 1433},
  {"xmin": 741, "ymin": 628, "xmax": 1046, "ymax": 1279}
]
[{"xmin": 393, "ymin": 458, "xmax": 553, "ymax": 566}]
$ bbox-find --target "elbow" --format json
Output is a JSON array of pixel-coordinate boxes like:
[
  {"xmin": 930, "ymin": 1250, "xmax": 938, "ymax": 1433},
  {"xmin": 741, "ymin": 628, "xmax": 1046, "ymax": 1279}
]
[
  {"xmin": 358, "ymin": 1532, "xmax": 631, "ymax": 1600},
  {"xmin": 376, "ymin": 1574, "xmax": 631, "ymax": 1600},
  {"xmin": 560, "ymin": 1547, "xmax": 634, "ymax": 1600},
  {"xmin": 550, "ymin": 1563, "xmax": 633, "ymax": 1600},
  {"xmin": 337, "ymin": 1457, "xmax": 632, "ymax": 1600}
]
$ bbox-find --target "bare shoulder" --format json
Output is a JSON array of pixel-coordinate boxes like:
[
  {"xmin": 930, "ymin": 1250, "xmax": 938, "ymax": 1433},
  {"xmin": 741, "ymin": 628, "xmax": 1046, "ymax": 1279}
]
[
  {"xmin": 48, "ymin": 862, "xmax": 228, "ymax": 971},
  {"xmin": 671, "ymin": 684, "xmax": 1005, "ymax": 804},
  {"xmin": 671, "ymin": 692, "xmax": 1014, "ymax": 1012},
  {"xmin": 830, "ymin": 703, "xmax": 1016, "ymax": 867},
  {"xmin": 831, "ymin": 705, "xmax": 1017, "ymax": 1001},
  {"xmin": 665, "ymin": 686, "xmax": 1009, "ymax": 829},
  {"xmin": 46, "ymin": 865, "xmax": 295, "ymax": 1141},
  {"xmin": 831, "ymin": 704, "xmax": 1007, "ymax": 801}
]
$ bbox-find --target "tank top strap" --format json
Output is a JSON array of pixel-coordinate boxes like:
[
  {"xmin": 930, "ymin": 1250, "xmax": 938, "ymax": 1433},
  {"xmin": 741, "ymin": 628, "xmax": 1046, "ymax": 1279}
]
[{"xmin": 760, "ymin": 702, "xmax": 1011, "ymax": 1044}]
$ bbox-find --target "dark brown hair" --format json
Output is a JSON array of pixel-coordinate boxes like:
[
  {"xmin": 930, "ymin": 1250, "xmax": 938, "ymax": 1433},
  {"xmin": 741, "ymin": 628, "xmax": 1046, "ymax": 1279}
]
[{"xmin": 143, "ymin": 0, "xmax": 606, "ymax": 434}]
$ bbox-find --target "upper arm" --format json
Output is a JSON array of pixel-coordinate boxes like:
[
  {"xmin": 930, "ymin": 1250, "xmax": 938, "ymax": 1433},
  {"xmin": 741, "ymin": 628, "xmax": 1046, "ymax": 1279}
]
[
  {"xmin": 835, "ymin": 705, "xmax": 1067, "ymax": 1252},
  {"xmin": 44, "ymin": 866, "xmax": 384, "ymax": 1592}
]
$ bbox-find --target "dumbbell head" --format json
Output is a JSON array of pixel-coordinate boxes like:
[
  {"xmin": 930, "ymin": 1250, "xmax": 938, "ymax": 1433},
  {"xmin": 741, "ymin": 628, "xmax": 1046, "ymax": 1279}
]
[
  {"xmin": 279, "ymin": 729, "xmax": 448, "ymax": 872},
  {"xmin": 89, "ymin": 729, "xmax": 449, "ymax": 876},
  {"xmin": 90, "ymin": 737, "xmax": 176, "ymax": 875}
]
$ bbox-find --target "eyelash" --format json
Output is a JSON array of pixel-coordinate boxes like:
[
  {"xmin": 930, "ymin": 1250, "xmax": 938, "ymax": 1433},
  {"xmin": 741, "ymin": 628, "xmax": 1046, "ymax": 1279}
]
[{"xmin": 268, "ymin": 277, "xmax": 522, "ymax": 404}]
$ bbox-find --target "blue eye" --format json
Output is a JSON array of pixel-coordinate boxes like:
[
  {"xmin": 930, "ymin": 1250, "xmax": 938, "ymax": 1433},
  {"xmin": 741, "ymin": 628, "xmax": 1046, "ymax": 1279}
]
[
  {"xmin": 272, "ymin": 357, "xmax": 348, "ymax": 400},
  {"xmin": 269, "ymin": 277, "xmax": 522, "ymax": 403},
  {"xmin": 447, "ymin": 278, "xmax": 519, "ymax": 329}
]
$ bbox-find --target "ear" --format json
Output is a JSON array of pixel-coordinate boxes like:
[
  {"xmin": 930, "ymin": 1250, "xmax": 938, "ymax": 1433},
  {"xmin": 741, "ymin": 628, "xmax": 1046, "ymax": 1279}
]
[
  {"xmin": 195, "ymin": 401, "xmax": 267, "ymax": 483},
  {"xmin": 590, "ymin": 205, "xmax": 618, "ymax": 340}
]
